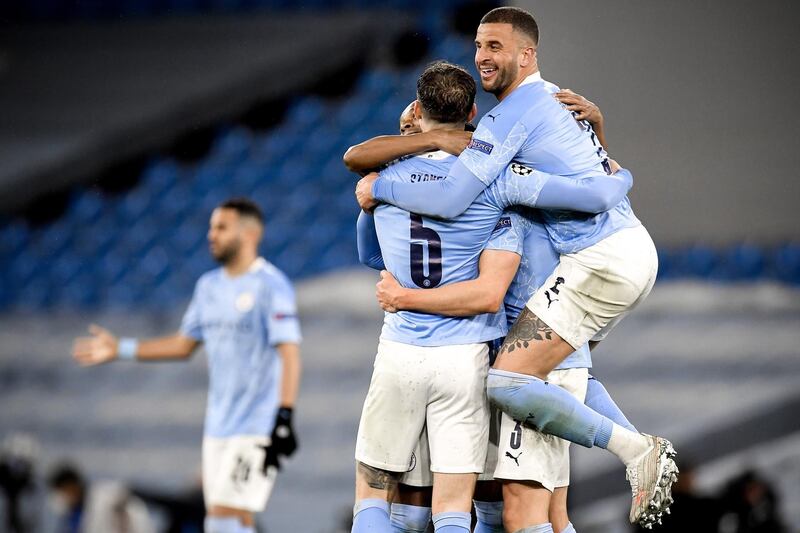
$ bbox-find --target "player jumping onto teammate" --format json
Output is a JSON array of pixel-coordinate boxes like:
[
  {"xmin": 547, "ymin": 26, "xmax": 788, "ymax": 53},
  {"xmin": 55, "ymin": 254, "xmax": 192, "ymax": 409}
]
[{"xmin": 355, "ymin": 7, "xmax": 677, "ymax": 529}]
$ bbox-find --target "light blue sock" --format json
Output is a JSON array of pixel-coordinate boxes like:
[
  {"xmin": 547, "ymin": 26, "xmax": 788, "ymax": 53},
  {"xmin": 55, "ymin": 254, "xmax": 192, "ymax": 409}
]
[
  {"xmin": 487, "ymin": 369, "xmax": 614, "ymax": 449},
  {"xmin": 586, "ymin": 376, "xmax": 636, "ymax": 432},
  {"xmin": 473, "ymin": 500, "xmax": 504, "ymax": 533},
  {"xmin": 513, "ymin": 524, "xmax": 554, "ymax": 533},
  {"xmin": 204, "ymin": 517, "xmax": 253, "ymax": 533},
  {"xmin": 432, "ymin": 511, "xmax": 470, "ymax": 532},
  {"xmin": 353, "ymin": 498, "xmax": 391, "ymax": 532},
  {"xmin": 391, "ymin": 503, "xmax": 431, "ymax": 532},
  {"xmin": 560, "ymin": 522, "xmax": 577, "ymax": 533}
]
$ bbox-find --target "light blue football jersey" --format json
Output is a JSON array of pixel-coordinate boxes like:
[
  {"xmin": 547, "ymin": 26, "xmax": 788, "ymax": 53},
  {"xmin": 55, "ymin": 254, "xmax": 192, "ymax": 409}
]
[
  {"xmin": 486, "ymin": 209, "xmax": 591, "ymax": 369},
  {"xmin": 374, "ymin": 151, "xmax": 554, "ymax": 347},
  {"xmin": 459, "ymin": 72, "xmax": 641, "ymax": 254},
  {"xmin": 180, "ymin": 258, "xmax": 302, "ymax": 438}
]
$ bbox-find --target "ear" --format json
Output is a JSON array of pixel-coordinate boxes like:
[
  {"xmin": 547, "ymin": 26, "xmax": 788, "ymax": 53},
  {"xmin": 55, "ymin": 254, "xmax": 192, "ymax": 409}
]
[
  {"xmin": 413, "ymin": 100, "xmax": 423, "ymax": 120},
  {"xmin": 468, "ymin": 103, "xmax": 478, "ymax": 123},
  {"xmin": 519, "ymin": 45, "xmax": 536, "ymax": 68}
]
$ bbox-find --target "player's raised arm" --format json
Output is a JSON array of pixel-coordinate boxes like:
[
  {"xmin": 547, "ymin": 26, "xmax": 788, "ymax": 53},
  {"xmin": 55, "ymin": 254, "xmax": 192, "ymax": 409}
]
[
  {"xmin": 356, "ymin": 208, "xmax": 385, "ymax": 270},
  {"xmin": 72, "ymin": 324, "xmax": 198, "ymax": 366},
  {"xmin": 343, "ymin": 99, "xmax": 472, "ymax": 175},
  {"xmin": 343, "ymin": 130, "xmax": 471, "ymax": 176},
  {"xmin": 376, "ymin": 248, "xmax": 520, "ymax": 315}
]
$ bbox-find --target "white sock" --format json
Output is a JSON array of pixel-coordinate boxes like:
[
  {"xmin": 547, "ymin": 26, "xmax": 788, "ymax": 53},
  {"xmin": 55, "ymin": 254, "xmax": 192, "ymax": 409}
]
[{"xmin": 605, "ymin": 424, "xmax": 650, "ymax": 466}]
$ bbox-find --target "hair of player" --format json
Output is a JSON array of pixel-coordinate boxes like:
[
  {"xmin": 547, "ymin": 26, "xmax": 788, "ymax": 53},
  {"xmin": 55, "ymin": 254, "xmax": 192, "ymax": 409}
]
[
  {"xmin": 480, "ymin": 6, "xmax": 539, "ymax": 46},
  {"xmin": 48, "ymin": 464, "xmax": 84, "ymax": 490},
  {"xmin": 218, "ymin": 197, "xmax": 264, "ymax": 225},
  {"xmin": 416, "ymin": 61, "xmax": 476, "ymax": 125}
]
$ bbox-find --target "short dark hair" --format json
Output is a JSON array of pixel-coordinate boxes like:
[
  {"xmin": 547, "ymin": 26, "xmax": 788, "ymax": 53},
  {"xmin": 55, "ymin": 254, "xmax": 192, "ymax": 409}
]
[
  {"xmin": 48, "ymin": 464, "xmax": 84, "ymax": 490},
  {"xmin": 416, "ymin": 61, "xmax": 476, "ymax": 124},
  {"xmin": 218, "ymin": 197, "xmax": 264, "ymax": 225},
  {"xmin": 480, "ymin": 6, "xmax": 539, "ymax": 46}
]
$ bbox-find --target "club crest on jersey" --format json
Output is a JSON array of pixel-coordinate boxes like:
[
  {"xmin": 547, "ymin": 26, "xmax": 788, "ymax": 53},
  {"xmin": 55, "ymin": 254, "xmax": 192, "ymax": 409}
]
[
  {"xmin": 511, "ymin": 163, "xmax": 534, "ymax": 176},
  {"xmin": 235, "ymin": 292, "xmax": 255, "ymax": 313},
  {"xmin": 468, "ymin": 138, "xmax": 494, "ymax": 155}
]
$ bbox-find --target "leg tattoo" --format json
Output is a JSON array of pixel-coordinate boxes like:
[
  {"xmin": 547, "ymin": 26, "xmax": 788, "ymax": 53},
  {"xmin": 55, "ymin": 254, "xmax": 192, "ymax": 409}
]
[
  {"xmin": 499, "ymin": 308, "xmax": 554, "ymax": 356},
  {"xmin": 358, "ymin": 462, "xmax": 400, "ymax": 493}
]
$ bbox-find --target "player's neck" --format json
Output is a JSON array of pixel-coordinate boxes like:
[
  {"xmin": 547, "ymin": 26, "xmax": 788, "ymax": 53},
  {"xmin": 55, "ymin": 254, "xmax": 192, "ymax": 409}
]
[
  {"xmin": 223, "ymin": 252, "xmax": 259, "ymax": 277},
  {"xmin": 421, "ymin": 121, "xmax": 466, "ymax": 133},
  {"xmin": 497, "ymin": 66, "xmax": 539, "ymax": 102}
]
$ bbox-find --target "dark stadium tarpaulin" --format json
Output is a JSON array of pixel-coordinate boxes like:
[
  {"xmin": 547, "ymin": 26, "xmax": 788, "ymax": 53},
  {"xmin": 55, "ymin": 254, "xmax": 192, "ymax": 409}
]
[{"xmin": 0, "ymin": 12, "xmax": 411, "ymax": 211}]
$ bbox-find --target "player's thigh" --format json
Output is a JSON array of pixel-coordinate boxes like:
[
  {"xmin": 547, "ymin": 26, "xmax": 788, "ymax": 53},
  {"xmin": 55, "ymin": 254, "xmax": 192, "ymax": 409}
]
[
  {"xmin": 527, "ymin": 225, "xmax": 658, "ymax": 350},
  {"xmin": 493, "ymin": 307, "xmax": 576, "ymax": 378},
  {"xmin": 356, "ymin": 339, "xmax": 429, "ymax": 472},
  {"xmin": 426, "ymin": 343, "xmax": 490, "ymax": 476},
  {"xmin": 494, "ymin": 369, "xmax": 588, "ymax": 491},
  {"xmin": 203, "ymin": 435, "xmax": 276, "ymax": 513}
]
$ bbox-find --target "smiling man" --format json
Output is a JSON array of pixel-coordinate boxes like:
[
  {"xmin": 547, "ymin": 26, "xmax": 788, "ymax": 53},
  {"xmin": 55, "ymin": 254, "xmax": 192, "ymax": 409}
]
[{"xmin": 355, "ymin": 6, "xmax": 677, "ymax": 531}]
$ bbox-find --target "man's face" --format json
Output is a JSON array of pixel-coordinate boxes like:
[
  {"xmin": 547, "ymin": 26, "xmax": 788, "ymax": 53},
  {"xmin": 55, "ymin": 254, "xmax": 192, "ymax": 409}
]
[
  {"xmin": 399, "ymin": 102, "xmax": 421, "ymax": 135},
  {"xmin": 474, "ymin": 23, "xmax": 525, "ymax": 96},
  {"xmin": 207, "ymin": 208, "xmax": 243, "ymax": 265}
]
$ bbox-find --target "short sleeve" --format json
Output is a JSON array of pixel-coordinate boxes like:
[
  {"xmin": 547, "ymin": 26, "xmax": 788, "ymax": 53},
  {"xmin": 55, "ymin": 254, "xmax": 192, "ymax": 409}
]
[
  {"xmin": 266, "ymin": 275, "xmax": 302, "ymax": 346},
  {"xmin": 485, "ymin": 211, "xmax": 527, "ymax": 256}
]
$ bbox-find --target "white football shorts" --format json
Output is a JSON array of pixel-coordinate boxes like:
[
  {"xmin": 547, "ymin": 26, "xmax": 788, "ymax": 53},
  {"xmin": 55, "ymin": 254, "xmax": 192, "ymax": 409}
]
[
  {"xmin": 202, "ymin": 435, "xmax": 277, "ymax": 512},
  {"xmin": 356, "ymin": 339, "xmax": 490, "ymax": 475},
  {"xmin": 526, "ymin": 225, "xmax": 658, "ymax": 349}
]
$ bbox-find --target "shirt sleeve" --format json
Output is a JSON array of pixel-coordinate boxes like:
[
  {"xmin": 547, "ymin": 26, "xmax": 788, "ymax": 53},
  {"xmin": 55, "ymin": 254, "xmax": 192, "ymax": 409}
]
[
  {"xmin": 267, "ymin": 275, "xmax": 302, "ymax": 346},
  {"xmin": 179, "ymin": 279, "xmax": 204, "ymax": 341},
  {"xmin": 488, "ymin": 166, "xmax": 633, "ymax": 213},
  {"xmin": 371, "ymin": 115, "xmax": 529, "ymax": 219},
  {"xmin": 484, "ymin": 211, "xmax": 526, "ymax": 255},
  {"xmin": 356, "ymin": 211, "xmax": 385, "ymax": 270}
]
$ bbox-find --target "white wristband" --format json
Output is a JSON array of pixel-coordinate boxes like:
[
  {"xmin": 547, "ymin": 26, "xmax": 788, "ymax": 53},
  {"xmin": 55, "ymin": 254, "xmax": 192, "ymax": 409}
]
[{"xmin": 118, "ymin": 338, "xmax": 139, "ymax": 360}]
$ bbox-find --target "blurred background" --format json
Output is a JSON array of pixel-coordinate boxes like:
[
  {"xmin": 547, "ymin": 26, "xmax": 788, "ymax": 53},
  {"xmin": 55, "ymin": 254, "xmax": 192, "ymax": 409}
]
[{"xmin": 0, "ymin": 0, "xmax": 798, "ymax": 532}]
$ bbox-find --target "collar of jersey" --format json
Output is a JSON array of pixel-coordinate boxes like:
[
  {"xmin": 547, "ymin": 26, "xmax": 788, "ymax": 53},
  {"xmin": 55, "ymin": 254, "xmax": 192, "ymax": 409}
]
[
  {"xmin": 518, "ymin": 71, "xmax": 543, "ymax": 87},
  {"xmin": 248, "ymin": 257, "xmax": 267, "ymax": 272}
]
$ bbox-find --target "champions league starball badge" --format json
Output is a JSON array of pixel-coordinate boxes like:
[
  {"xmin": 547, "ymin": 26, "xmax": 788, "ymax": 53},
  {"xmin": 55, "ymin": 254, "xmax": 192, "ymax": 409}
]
[{"xmin": 511, "ymin": 163, "xmax": 534, "ymax": 176}]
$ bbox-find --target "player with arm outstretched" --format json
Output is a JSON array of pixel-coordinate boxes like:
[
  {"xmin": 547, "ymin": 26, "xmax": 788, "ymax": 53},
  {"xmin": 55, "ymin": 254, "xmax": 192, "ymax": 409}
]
[
  {"xmin": 72, "ymin": 198, "xmax": 302, "ymax": 533},
  {"xmin": 355, "ymin": 7, "xmax": 676, "ymax": 528}
]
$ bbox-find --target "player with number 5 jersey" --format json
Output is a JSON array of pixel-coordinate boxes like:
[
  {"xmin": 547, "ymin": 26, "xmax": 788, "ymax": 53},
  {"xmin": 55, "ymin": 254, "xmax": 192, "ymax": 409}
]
[{"xmin": 351, "ymin": 61, "xmax": 634, "ymax": 533}]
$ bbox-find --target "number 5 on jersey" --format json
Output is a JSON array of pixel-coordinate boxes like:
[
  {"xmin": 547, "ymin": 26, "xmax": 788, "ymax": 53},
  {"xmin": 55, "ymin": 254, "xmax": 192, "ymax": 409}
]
[{"xmin": 410, "ymin": 214, "xmax": 442, "ymax": 288}]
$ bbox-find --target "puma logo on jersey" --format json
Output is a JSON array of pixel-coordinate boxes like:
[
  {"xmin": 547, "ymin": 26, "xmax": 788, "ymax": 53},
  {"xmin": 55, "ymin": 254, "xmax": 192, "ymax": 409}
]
[
  {"xmin": 505, "ymin": 451, "xmax": 522, "ymax": 466},
  {"xmin": 487, "ymin": 113, "xmax": 501, "ymax": 122}
]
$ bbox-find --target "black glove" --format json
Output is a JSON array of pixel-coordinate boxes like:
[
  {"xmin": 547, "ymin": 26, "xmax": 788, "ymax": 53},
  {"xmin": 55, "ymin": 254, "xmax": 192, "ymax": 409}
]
[
  {"xmin": 261, "ymin": 444, "xmax": 282, "ymax": 473},
  {"xmin": 270, "ymin": 407, "xmax": 298, "ymax": 458}
]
